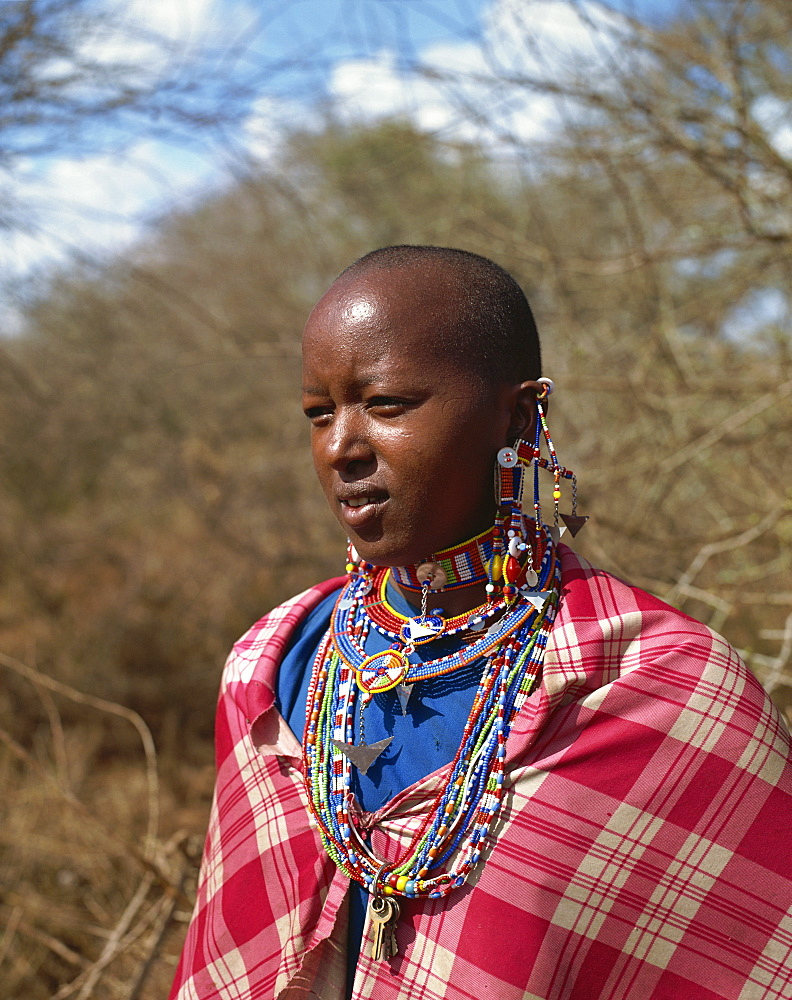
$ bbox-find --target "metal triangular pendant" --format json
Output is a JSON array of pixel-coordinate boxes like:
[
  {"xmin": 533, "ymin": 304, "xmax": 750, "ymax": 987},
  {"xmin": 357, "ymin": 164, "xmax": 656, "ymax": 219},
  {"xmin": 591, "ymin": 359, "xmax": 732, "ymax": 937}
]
[
  {"xmin": 560, "ymin": 513, "xmax": 589, "ymax": 537},
  {"xmin": 522, "ymin": 591, "xmax": 552, "ymax": 612},
  {"xmin": 549, "ymin": 525, "xmax": 567, "ymax": 546},
  {"xmin": 396, "ymin": 683, "xmax": 414, "ymax": 716},
  {"xmin": 332, "ymin": 737, "xmax": 393, "ymax": 774}
]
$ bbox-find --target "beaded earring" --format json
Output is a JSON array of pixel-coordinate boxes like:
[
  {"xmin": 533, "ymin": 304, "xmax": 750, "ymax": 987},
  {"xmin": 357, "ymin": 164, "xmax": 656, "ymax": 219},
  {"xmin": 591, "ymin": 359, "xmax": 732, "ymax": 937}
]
[
  {"xmin": 491, "ymin": 378, "xmax": 587, "ymax": 599},
  {"xmin": 533, "ymin": 378, "xmax": 589, "ymax": 540}
]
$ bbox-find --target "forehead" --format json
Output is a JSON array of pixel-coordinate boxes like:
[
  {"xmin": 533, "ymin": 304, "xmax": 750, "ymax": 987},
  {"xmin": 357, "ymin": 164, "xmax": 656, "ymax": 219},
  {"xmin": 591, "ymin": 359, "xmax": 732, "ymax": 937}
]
[{"xmin": 302, "ymin": 266, "xmax": 463, "ymax": 374}]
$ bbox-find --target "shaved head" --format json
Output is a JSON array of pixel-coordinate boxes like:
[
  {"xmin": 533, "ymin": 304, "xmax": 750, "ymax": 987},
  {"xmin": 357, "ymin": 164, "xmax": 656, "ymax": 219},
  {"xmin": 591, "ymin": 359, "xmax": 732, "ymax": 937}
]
[{"xmin": 337, "ymin": 245, "xmax": 542, "ymax": 385}]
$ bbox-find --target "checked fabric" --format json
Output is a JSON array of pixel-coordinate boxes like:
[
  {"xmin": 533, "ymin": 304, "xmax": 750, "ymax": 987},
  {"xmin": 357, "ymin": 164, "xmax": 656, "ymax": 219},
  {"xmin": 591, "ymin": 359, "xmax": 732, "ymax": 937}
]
[{"xmin": 170, "ymin": 546, "xmax": 792, "ymax": 1000}]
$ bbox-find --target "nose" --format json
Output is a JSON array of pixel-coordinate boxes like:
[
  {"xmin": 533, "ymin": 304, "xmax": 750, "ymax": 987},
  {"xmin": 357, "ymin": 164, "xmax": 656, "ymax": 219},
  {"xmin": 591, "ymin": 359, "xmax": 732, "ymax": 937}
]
[{"xmin": 319, "ymin": 405, "xmax": 376, "ymax": 478}]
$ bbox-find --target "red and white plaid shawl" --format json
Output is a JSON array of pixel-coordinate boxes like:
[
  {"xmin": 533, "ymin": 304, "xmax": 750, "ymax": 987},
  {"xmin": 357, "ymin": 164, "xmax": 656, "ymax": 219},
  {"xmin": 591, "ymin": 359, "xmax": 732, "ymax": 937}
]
[{"xmin": 171, "ymin": 547, "xmax": 792, "ymax": 1000}]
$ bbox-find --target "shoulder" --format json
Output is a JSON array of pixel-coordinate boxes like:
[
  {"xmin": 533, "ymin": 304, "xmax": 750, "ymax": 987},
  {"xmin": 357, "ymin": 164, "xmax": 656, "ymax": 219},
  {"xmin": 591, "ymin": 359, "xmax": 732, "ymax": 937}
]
[
  {"xmin": 550, "ymin": 544, "xmax": 790, "ymax": 760},
  {"xmin": 555, "ymin": 542, "xmax": 734, "ymax": 671},
  {"xmin": 222, "ymin": 577, "xmax": 345, "ymax": 689}
]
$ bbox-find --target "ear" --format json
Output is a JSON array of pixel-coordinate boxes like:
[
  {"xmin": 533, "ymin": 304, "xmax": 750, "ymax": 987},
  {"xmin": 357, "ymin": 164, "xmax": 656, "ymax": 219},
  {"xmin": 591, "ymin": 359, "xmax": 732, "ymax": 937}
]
[{"xmin": 506, "ymin": 380, "xmax": 544, "ymax": 444}]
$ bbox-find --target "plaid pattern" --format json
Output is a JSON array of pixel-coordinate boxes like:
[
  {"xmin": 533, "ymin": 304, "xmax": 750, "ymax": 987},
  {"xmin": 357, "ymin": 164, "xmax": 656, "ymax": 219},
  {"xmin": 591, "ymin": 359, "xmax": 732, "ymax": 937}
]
[{"xmin": 171, "ymin": 548, "xmax": 792, "ymax": 1000}]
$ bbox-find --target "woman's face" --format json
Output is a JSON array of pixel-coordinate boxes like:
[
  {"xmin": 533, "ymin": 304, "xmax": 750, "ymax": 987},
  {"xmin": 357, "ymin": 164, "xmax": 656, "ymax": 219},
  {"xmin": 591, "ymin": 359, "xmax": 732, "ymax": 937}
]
[{"xmin": 301, "ymin": 266, "xmax": 528, "ymax": 568}]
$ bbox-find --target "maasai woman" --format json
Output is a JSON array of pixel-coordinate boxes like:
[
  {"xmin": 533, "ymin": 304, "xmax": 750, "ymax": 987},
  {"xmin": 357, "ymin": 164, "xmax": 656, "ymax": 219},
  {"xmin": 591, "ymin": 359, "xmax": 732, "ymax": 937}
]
[{"xmin": 171, "ymin": 246, "xmax": 792, "ymax": 1000}]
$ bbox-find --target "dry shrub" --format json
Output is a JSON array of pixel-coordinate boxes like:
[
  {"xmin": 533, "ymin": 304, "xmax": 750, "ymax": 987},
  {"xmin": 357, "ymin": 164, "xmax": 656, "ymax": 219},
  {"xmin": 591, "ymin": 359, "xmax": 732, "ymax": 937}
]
[{"xmin": 0, "ymin": 653, "xmax": 211, "ymax": 1000}]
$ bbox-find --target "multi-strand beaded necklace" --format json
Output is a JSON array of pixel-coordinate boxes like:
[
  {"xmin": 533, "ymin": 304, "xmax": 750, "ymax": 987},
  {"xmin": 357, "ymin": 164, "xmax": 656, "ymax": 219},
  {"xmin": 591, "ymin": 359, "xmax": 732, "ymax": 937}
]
[{"xmin": 302, "ymin": 523, "xmax": 560, "ymax": 912}]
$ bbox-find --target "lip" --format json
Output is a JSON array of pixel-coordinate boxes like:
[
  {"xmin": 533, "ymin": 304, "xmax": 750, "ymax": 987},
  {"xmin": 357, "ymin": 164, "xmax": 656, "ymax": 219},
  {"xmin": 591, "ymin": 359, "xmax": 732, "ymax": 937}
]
[{"xmin": 337, "ymin": 485, "xmax": 390, "ymax": 529}]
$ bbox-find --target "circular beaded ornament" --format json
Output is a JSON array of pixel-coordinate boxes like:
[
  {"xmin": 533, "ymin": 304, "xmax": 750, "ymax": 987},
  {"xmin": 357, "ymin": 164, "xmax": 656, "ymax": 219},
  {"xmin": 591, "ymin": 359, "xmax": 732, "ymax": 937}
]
[{"xmin": 354, "ymin": 649, "xmax": 409, "ymax": 693}]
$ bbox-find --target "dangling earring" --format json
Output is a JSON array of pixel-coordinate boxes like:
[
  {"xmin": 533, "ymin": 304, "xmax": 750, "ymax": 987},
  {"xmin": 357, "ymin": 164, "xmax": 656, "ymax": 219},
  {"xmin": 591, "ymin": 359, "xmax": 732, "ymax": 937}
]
[
  {"xmin": 493, "ymin": 433, "xmax": 540, "ymax": 597},
  {"xmin": 491, "ymin": 378, "xmax": 588, "ymax": 594},
  {"xmin": 532, "ymin": 378, "xmax": 588, "ymax": 542}
]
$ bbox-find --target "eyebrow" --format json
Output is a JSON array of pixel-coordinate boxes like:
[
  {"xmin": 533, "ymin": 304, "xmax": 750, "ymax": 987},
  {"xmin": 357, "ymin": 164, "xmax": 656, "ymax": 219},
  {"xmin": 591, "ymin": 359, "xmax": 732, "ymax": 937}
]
[{"xmin": 301, "ymin": 374, "xmax": 390, "ymax": 395}]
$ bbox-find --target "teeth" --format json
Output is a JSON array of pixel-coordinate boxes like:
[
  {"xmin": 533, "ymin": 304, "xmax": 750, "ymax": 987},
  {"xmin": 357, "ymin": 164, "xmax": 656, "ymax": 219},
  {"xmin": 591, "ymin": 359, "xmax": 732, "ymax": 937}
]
[{"xmin": 346, "ymin": 498, "xmax": 372, "ymax": 508}]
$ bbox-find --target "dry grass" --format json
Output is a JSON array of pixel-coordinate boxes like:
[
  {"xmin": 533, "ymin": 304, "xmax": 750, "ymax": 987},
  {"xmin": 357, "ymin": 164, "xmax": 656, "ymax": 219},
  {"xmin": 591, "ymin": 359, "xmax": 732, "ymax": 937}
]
[{"xmin": 0, "ymin": 652, "xmax": 213, "ymax": 1000}]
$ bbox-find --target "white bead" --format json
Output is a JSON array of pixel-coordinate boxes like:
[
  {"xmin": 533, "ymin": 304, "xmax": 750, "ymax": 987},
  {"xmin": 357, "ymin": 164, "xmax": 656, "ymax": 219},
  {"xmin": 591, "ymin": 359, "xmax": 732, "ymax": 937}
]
[{"xmin": 497, "ymin": 447, "xmax": 518, "ymax": 468}]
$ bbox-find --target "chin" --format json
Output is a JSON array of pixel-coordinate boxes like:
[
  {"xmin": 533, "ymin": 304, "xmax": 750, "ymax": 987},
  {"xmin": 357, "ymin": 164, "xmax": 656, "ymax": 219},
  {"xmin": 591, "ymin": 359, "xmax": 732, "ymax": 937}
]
[{"xmin": 351, "ymin": 533, "xmax": 426, "ymax": 570}]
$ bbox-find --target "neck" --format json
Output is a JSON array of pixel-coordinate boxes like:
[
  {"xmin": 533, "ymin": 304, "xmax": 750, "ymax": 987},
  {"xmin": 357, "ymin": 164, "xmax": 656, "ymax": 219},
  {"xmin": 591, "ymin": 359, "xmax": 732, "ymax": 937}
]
[
  {"xmin": 390, "ymin": 525, "xmax": 496, "ymax": 617},
  {"xmin": 393, "ymin": 578, "xmax": 490, "ymax": 618},
  {"xmin": 388, "ymin": 519, "xmax": 549, "ymax": 618}
]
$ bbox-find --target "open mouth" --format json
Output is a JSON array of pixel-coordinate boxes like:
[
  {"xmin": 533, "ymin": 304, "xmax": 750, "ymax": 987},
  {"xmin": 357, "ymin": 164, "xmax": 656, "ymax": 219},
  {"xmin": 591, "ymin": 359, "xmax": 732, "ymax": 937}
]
[{"xmin": 338, "ymin": 489, "xmax": 389, "ymax": 526}]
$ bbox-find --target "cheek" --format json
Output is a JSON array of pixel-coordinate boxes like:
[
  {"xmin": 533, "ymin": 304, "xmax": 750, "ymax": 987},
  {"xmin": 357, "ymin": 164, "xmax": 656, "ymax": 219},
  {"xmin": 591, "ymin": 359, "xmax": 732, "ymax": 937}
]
[
  {"xmin": 310, "ymin": 436, "xmax": 335, "ymax": 490},
  {"xmin": 405, "ymin": 428, "xmax": 496, "ymax": 509}
]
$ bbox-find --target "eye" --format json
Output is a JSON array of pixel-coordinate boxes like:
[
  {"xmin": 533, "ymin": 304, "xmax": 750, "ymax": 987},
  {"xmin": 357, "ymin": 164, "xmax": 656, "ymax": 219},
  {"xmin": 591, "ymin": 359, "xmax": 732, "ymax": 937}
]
[
  {"xmin": 303, "ymin": 404, "xmax": 333, "ymax": 426},
  {"xmin": 367, "ymin": 395, "xmax": 413, "ymax": 415}
]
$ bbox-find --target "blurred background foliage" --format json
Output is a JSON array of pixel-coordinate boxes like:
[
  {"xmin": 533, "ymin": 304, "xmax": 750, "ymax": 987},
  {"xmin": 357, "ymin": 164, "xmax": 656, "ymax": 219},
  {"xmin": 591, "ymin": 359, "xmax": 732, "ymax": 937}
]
[{"xmin": 1, "ymin": 0, "xmax": 791, "ymax": 996}]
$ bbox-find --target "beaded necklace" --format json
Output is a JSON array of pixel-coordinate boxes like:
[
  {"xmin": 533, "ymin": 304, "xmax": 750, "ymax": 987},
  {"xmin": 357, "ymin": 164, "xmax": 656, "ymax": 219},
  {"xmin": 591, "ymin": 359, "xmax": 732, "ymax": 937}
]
[
  {"xmin": 333, "ymin": 538, "xmax": 556, "ymax": 689},
  {"xmin": 301, "ymin": 527, "xmax": 560, "ymax": 909},
  {"xmin": 364, "ymin": 568, "xmax": 504, "ymax": 640},
  {"xmin": 390, "ymin": 525, "xmax": 494, "ymax": 592}
]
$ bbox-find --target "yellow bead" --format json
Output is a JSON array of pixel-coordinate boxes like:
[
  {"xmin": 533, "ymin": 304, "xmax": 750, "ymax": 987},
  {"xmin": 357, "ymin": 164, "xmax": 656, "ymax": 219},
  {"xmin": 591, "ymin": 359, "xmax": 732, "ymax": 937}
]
[
  {"xmin": 384, "ymin": 885, "xmax": 393, "ymax": 895},
  {"xmin": 396, "ymin": 875, "xmax": 408, "ymax": 892},
  {"xmin": 553, "ymin": 490, "xmax": 561, "ymax": 500},
  {"xmin": 489, "ymin": 555, "xmax": 503, "ymax": 581}
]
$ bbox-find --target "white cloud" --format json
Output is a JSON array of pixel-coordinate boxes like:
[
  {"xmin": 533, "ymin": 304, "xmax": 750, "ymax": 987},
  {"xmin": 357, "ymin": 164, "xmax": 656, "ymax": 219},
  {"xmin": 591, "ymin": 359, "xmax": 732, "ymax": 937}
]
[
  {"xmin": 483, "ymin": 0, "xmax": 628, "ymax": 77},
  {"xmin": 752, "ymin": 95, "xmax": 792, "ymax": 161},
  {"xmin": 120, "ymin": 0, "xmax": 220, "ymax": 43},
  {"xmin": 6, "ymin": 0, "xmax": 637, "ymax": 302},
  {"xmin": 722, "ymin": 288, "xmax": 791, "ymax": 342},
  {"xmin": 243, "ymin": 94, "xmax": 324, "ymax": 162},
  {"xmin": 0, "ymin": 142, "xmax": 219, "ymax": 283},
  {"xmin": 2, "ymin": 0, "xmax": 245, "ymax": 296},
  {"xmin": 74, "ymin": 0, "xmax": 249, "ymax": 85},
  {"xmin": 325, "ymin": 0, "xmax": 633, "ymax": 149},
  {"xmin": 330, "ymin": 47, "xmax": 485, "ymax": 137}
]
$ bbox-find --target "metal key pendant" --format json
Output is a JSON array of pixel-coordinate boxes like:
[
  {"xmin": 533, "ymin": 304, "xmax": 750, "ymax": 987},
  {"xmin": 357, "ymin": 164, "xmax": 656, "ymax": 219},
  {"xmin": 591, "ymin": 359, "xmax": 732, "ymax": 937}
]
[{"xmin": 369, "ymin": 895, "xmax": 400, "ymax": 961}]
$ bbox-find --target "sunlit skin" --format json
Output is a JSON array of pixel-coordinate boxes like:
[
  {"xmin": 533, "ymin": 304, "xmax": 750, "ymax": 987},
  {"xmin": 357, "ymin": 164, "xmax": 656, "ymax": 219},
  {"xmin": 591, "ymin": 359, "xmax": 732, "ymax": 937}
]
[{"xmin": 301, "ymin": 263, "xmax": 543, "ymax": 618}]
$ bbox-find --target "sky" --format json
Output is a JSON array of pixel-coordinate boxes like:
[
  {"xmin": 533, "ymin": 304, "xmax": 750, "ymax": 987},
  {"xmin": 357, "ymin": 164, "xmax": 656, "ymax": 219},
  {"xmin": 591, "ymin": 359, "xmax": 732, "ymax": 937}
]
[{"xmin": 0, "ymin": 0, "xmax": 687, "ymax": 324}]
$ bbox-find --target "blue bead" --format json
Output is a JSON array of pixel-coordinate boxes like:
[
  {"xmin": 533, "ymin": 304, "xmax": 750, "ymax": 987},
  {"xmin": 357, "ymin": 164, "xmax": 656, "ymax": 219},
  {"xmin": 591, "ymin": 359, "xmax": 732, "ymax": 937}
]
[{"xmin": 405, "ymin": 880, "xmax": 416, "ymax": 895}]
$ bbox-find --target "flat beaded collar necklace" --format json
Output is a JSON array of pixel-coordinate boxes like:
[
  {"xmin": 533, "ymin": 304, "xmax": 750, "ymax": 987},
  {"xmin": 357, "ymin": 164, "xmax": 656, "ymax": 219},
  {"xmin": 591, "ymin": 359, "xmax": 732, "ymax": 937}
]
[
  {"xmin": 333, "ymin": 535, "xmax": 556, "ymax": 688},
  {"xmin": 390, "ymin": 526, "xmax": 494, "ymax": 592}
]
